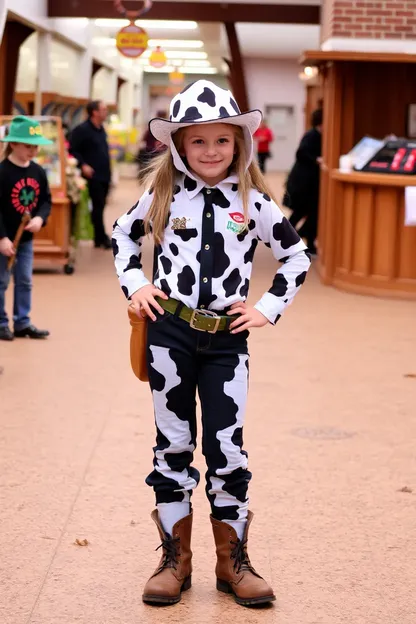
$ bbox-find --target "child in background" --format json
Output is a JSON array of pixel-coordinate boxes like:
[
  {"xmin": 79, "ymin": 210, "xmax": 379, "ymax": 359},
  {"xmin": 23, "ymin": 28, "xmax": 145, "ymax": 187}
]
[
  {"xmin": 113, "ymin": 81, "xmax": 311, "ymax": 607},
  {"xmin": 254, "ymin": 119, "xmax": 274, "ymax": 173},
  {"xmin": 0, "ymin": 116, "xmax": 53, "ymax": 340}
]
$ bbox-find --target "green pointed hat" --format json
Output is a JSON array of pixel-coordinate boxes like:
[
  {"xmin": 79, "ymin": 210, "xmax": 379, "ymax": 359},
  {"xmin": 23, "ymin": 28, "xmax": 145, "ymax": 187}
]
[{"xmin": 0, "ymin": 116, "xmax": 53, "ymax": 145}]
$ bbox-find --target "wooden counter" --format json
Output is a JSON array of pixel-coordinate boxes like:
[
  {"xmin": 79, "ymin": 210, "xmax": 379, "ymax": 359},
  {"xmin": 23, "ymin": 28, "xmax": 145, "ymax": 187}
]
[
  {"xmin": 319, "ymin": 169, "xmax": 416, "ymax": 299},
  {"xmin": 33, "ymin": 195, "xmax": 71, "ymax": 269}
]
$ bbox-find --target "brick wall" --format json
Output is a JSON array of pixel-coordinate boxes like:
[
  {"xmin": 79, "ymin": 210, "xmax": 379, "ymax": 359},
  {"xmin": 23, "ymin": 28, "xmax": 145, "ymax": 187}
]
[{"xmin": 322, "ymin": 0, "xmax": 416, "ymax": 40}]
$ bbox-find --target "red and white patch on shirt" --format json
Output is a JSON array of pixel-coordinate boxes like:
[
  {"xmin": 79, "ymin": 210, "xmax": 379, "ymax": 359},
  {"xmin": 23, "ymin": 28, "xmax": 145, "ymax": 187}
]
[{"xmin": 229, "ymin": 212, "xmax": 245, "ymax": 224}]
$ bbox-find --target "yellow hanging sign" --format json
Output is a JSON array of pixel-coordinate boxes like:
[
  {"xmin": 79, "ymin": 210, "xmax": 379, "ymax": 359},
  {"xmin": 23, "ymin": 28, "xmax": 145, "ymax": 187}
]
[
  {"xmin": 116, "ymin": 22, "xmax": 148, "ymax": 58},
  {"xmin": 169, "ymin": 69, "xmax": 185, "ymax": 86},
  {"xmin": 149, "ymin": 46, "xmax": 167, "ymax": 69}
]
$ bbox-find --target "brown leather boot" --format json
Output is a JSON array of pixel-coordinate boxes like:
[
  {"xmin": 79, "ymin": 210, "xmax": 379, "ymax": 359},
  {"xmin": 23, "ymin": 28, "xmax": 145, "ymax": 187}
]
[
  {"xmin": 210, "ymin": 511, "xmax": 276, "ymax": 606},
  {"xmin": 142, "ymin": 510, "xmax": 193, "ymax": 605}
]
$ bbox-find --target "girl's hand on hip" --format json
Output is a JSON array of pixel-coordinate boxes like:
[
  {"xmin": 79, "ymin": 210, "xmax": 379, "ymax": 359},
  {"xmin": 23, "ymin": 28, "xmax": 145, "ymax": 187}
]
[
  {"xmin": 0, "ymin": 237, "xmax": 15, "ymax": 257},
  {"xmin": 227, "ymin": 302, "xmax": 269, "ymax": 333},
  {"xmin": 130, "ymin": 284, "xmax": 168, "ymax": 321}
]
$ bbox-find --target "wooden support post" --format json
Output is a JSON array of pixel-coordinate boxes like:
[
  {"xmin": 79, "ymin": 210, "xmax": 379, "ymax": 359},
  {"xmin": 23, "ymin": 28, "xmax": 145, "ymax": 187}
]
[
  {"xmin": 224, "ymin": 22, "xmax": 248, "ymax": 112},
  {"xmin": 0, "ymin": 20, "xmax": 34, "ymax": 114}
]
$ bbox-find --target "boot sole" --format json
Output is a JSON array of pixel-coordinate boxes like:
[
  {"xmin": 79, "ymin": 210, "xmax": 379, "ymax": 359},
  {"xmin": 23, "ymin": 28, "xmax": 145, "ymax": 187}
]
[
  {"xmin": 142, "ymin": 575, "xmax": 192, "ymax": 605},
  {"xmin": 216, "ymin": 579, "xmax": 276, "ymax": 606}
]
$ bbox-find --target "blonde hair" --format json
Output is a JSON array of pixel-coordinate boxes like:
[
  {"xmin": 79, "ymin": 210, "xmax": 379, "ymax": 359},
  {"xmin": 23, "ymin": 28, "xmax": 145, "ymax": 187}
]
[{"xmin": 143, "ymin": 125, "xmax": 279, "ymax": 244}]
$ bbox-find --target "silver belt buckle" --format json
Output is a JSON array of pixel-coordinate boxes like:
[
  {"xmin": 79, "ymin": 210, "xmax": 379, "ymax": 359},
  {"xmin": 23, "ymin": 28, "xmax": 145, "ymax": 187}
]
[{"xmin": 190, "ymin": 309, "xmax": 220, "ymax": 333}]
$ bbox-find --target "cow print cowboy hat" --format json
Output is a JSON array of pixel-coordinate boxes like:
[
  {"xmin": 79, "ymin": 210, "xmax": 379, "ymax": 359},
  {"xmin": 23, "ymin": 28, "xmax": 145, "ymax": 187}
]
[{"xmin": 149, "ymin": 80, "xmax": 262, "ymax": 166}]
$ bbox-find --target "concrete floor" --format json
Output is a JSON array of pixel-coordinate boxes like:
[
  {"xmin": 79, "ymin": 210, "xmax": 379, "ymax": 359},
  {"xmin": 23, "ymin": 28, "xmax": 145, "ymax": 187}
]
[{"xmin": 1, "ymin": 175, "xmax": 416, "ymax": 624}]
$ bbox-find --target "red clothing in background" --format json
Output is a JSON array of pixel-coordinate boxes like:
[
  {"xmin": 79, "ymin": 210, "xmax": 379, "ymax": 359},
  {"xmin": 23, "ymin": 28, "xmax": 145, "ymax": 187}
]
[{"xmin": 254, "ymin": 127, "xmax": 273, "ymax": 153}]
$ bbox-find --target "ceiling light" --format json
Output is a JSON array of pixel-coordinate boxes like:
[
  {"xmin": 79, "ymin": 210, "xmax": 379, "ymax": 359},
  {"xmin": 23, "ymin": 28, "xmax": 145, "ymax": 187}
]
[
  {"xmin": 140, "ymin": 50, "xmax": 207, "ymax": 60},
  {"xmin": 92, "ymin": 37, "xmax": 115, "ymax": 46},
  {"xmin": 182, "ymin": 67, "xmax": 218, "ymax": 74},
  {"xmin": 183, "ymin": 60, "xmax": 211, "ymax": 67},
  {"xmin": 71, "ymin": 18, "xmax": 89, "ymax": 27},
  {"xmin": 94, "ymin": 19, "xmax": 197, "ymax": 30},
  {"xmin": 143, "ymin": 66, "xmax": 218, "ymax": 74},
  {"xmin": 304, "ymin": 66, "xmax": 318, "ymax": 78},
  {"xmin": 162, "ymin": 51, "xmax": 208, "ymax": 60},
  {"xmin": 148, "ymin": 39, "xmax": 204, "ymax": 49}
]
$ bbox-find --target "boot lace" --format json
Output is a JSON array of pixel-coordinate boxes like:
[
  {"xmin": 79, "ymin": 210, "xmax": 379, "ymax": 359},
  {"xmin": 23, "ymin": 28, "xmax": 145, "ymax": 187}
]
[
  {"xmin": 230, "ymin": 538, "xmax": 253, "ymax": 574},
  {"xmin": 155, "ymin": 535, "xmax": 180, "ymax": 571}
]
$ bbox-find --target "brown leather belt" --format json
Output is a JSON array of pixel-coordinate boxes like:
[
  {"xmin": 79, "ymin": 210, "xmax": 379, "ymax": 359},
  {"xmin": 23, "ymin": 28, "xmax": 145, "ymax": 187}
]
[{"xmin": 156, "ymin": 297, "xmax": 236, "ymax": 333}]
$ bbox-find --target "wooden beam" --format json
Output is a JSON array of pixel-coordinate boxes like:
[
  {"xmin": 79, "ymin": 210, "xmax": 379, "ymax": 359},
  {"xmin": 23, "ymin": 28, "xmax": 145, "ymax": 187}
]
[
  {"xmin": 224, "ymin": 23, "xmax": 249, "ymax": 112},
  {"xmin": 301, "ymin": 49, "xmax": 416, "ymax": 65},
  {"xmin": 0, "ymin": 20, "xmax": 34, "ymax": 114},
  {"xmin": 48, "ymin": 1, "xmax": 320, "ymax": 24}
]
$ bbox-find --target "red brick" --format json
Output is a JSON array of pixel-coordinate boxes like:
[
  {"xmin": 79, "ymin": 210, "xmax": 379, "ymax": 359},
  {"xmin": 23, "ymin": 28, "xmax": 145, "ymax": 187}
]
[
  {"xmin": 393, "ymin": 25, "xmax": 414, "ymax": 31},
  {"xmin": 367, "ymin": 9, "xmax": 393, "ymax": 16},
  {"xmin": 384, "ymin": 17, "xmax": 406, "ymax": 24},
  {"xmin": 355, "ymin": 1, "xmax": 383, "ymax": 7},
  {"xmin": 332, "ymin": 29, "xmax": 353, "ymax": 36},
  {"xmin": 349, "ymin": 16, "xmax": 379, "ymax": 22},
  {"xmin": 396, "ymin": 11, "xmax": 414, "ymax": 16},
  {"xmin": 384, "ymin": 32, "xmax": 404, "ymax": 38},
  {"xmin": 365, "ymin": 23, "xmax": 390, "ymax": 30},
  {"xmin": 344, "ymin": 9, "xmax": 365, "ymax": 15},
  {"xmin": 385, "ymin": 2, "xmax": 406, "ymax": 8}
]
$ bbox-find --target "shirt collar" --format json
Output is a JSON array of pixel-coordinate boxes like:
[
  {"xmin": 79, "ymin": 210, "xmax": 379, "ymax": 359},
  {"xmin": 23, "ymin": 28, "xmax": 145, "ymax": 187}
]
[
  {"xmin": 87, "ymin": 119, "xmax": 103, "ymax": 132},
  {"xmin": 182, "ymin": 172, "xmax": 239, "ymax": 203}
]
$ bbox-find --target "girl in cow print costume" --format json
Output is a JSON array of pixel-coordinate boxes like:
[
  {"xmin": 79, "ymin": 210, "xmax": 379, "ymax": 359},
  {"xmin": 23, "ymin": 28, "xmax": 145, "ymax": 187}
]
[{"xmin": 113, "ymin": 80, "xmax": 311, "ymax": 607}]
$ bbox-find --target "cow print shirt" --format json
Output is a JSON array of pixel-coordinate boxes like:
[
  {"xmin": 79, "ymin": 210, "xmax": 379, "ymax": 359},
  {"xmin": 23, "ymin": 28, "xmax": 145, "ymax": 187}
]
[{"xmin": 113, "ymin": 173, "xmax": 311, "ymax": 324}]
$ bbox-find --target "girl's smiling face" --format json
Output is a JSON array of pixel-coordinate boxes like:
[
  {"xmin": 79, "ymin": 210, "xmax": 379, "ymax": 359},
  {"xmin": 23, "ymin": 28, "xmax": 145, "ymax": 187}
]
[{"xmin": 181, "ymin": 123, "xmax": 236, "ymax": 186}]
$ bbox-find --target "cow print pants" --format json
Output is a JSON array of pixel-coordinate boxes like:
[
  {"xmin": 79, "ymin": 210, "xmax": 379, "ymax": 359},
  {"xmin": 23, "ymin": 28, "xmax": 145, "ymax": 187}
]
[{"xmin": 145, "ymin": 308, "xmax": 252, "ymax": 524}]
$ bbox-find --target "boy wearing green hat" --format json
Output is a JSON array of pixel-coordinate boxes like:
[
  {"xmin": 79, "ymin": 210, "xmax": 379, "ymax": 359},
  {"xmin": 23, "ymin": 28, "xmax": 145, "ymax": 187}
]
[{"xmin": 0, "ymin": 116, "xmax": 53, "ymax": 340}]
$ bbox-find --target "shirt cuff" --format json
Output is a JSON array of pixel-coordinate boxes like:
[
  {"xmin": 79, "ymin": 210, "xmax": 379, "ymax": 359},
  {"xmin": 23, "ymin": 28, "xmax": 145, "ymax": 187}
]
[
  {"xmin": 254, "ymin": 293, "xmax": 286, "ymax": 325},
  {"xmin": 119, "ymin": 270, "xmax": 150, "ymax": 300}
]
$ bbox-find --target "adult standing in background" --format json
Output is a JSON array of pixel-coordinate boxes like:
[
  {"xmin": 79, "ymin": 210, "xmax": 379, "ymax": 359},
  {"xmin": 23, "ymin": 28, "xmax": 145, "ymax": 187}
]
[
  {"xmin": 286, "ymin": 108, "xmax": 323, "ymax": 255},
  {"xmin": 254, "ymin": 119, "xmax": 274, "ymax": 173},
  {"xmin": 70, "ymin": 101, "xmax": 112, "ymax": 249}
]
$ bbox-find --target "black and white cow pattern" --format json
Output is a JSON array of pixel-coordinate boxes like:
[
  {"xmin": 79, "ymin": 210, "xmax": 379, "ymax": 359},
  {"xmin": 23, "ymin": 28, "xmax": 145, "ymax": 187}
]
[
  {"xmin": 113, "ymin": 173, "xmax": 311, "ymax": 324},
  {"xmin": 166, "ymin": 80, "xmax": 242, "ymax": 127},
  {"xmin": 145, "ymin": 316, "xmax": 251, "ymax": 523}
]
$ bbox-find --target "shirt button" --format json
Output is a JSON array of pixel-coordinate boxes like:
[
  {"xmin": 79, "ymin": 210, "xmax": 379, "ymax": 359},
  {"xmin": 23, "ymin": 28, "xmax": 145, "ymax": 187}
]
[
  {"xmin": 206, "ymin": 189, "xmax": 211, "ymax": 194},
  {"xmin": 200, "ymin": 304, "xmax": 205, "ymax": 309},
  {"xmin": 206, "ymin": 212, "xmax": 212, "ymax": 218},
  {"xmin": 205, "ymin": 244, "xmax": 210, "ymax": 250},
  {"xmin": 203, "ymin": 277, "xmax": 208, "ymax": 283}
]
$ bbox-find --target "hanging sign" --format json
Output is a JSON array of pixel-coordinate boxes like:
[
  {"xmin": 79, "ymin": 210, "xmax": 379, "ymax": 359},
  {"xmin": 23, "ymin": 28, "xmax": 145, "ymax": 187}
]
[
  {"xmin": 116, "ymin": 22, "xmax": 148, "ymax": 58},
  {"xmin": 149, "ymin": 46, "xmax": 167, "ymax": 69},
  {"xmin": 114, "ymin": 0, "xmax": 153, "ymax": 20},
  {"xmin": 169, "ymin": 69, "xmax": 185, "ymax": 86}
]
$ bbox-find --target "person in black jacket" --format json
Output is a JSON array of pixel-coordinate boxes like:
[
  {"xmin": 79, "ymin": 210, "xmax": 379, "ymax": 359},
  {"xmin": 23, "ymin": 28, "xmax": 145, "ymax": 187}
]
[
  {"xmin": 70, "ymin": 100, "xmax": 112, "ymax": 249},
  {"xmin": 286, "ymin": 108, "xmax": 323, "ymax": 254}
]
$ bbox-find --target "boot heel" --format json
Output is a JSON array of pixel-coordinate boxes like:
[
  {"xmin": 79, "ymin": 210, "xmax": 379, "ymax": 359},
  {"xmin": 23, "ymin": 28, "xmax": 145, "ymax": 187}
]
[
  {"xmin": 181, "ymin": 575, "xmax": 192, "ymax": 592},
  {"xmin": 216, "ymin": 579, "xmax": 232, "ymax": 594}
]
